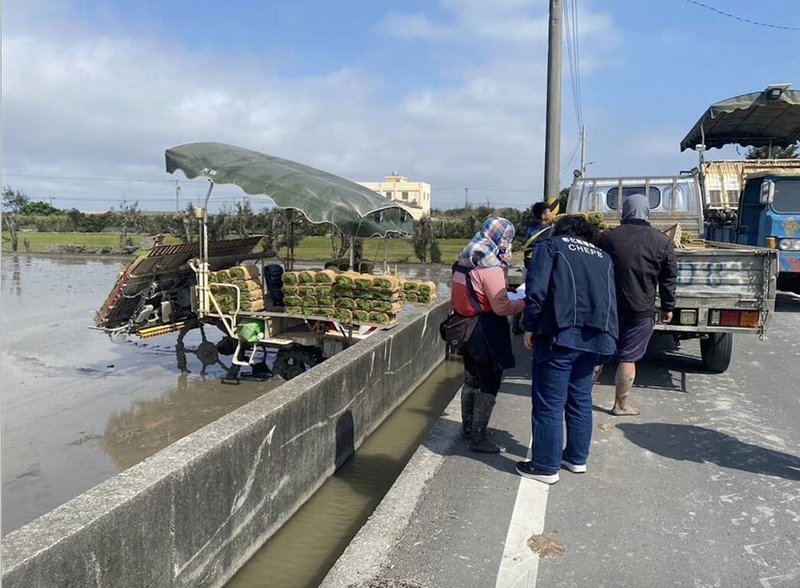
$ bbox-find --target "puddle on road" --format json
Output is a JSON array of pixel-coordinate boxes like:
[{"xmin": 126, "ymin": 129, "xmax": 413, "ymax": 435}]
[
  {"xmin": 527, "ymin": 533, "xmax": 566, "ymax": 559},
  {"xmin": 227, "ymin": 358, "xmax": 463, "ymax": 588}
]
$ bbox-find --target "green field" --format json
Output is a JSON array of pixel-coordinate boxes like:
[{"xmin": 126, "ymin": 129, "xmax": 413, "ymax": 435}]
[
  {"xmin": 1, "ymin": 232, "xmax": 182, "ymax": 253},
  {"xmin": 2, "ymin": 232, "xmax": 469, "ymax": 263},
  {"xmin": 280, "ymin": 236, "xmax": 468, "ymax": 263}
]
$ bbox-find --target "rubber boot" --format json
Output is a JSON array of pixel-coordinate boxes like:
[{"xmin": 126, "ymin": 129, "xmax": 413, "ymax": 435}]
[
  {"xmin": 470, "ymin": 392, "xmax": 500, "ymax": 453},
  {"xmin": 460, "ymin": 383, "xmax": 478, "ymax": 438}
]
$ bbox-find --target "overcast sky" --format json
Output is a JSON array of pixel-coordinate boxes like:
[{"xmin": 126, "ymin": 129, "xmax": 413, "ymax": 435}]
[{"xmin": 2, "ymin": 0, "xmax": 799, "ymax": 212}]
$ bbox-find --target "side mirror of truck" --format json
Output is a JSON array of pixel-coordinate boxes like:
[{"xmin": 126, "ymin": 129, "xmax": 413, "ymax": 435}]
[{"xmin": 759, "ymin": 180, "xmax": 775, "ymax": 205}]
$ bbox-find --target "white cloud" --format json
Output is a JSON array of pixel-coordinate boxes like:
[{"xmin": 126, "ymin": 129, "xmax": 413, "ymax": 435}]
[{"xmin": 2, "ymin": 0, "xmax": 636, "ymax": 211}]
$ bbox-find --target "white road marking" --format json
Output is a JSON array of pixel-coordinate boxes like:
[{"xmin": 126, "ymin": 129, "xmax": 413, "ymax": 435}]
[{"xmin": 495, "ymin": 439, "xmax": 549, "ymax": 588}]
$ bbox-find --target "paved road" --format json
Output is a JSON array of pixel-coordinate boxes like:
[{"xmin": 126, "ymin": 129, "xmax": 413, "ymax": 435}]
[{"xmin": 324, "ymin": 291, "xmax": 800, "ymax": 588}]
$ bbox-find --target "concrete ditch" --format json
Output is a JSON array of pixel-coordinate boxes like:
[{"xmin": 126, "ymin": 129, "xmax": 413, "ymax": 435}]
[{"xmin": 1, "ymin": 300, "xmax": 449, "ymax": 588}]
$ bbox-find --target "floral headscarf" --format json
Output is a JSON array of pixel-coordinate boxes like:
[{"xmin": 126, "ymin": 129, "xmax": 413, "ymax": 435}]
[{"xmin": 457, "ymin": 217, "xmax": 515, "ymax": 268}]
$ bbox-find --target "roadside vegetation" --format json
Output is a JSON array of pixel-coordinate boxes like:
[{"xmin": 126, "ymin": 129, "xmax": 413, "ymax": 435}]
[
  {"xmin": 1, "ymin": 232, "xmax": 470, "ymax": 264},
  {"xmin": 2, "ymin": 186, "xmax": 570, "ymax": 263}
]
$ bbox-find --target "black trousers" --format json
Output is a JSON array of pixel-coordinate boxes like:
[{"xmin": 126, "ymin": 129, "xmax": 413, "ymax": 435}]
[{"xmin": 462, "ymin": 351, "xmax": 503, "ymax": 397}]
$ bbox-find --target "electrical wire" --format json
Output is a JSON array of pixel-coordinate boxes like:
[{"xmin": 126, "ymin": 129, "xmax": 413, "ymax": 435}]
[
  {"xmin": 5, "ymin": 173, "xmax": 545, "ymax": 211},
  {"xmin": 563, "ymin": 0, "xmax": 584, "ymax": 130},
  {"xmin": 560, "ymin": 136, "xmax": 581, "ymax": 172},
  {"xmin": 683, "ymin": 0, "xmax": 800, "ymax": 31},
  {"xmin": 3, "ymin": 173, "xmax": 174, "ymax": 183}
]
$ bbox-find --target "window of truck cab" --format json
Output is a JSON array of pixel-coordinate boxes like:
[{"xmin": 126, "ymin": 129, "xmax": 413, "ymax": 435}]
[
  {"xmin": 771, "ymin": 178, "xmax": 800, "ymax": 214},
  {"xmin": 606, "ymin": 187, "xmax": 661, "ymax": 210}
]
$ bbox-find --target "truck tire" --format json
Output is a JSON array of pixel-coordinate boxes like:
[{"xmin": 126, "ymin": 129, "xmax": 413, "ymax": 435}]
[{"xmin": 700, "ymin": 333, "xmax": 733, "ymax": 373}]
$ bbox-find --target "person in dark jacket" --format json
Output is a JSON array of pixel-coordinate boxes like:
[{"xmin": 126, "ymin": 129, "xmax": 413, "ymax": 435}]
[
  {"xmin": 517, "ymin": 215, "xmax": 618, "ymax": 485},
  {"xmin": 524, "ymin": 201, "xmax": 555, "ymax": 240},
  {"xmin": 600, "ymin": 193, "xmax": 677, "ymax": 416}
]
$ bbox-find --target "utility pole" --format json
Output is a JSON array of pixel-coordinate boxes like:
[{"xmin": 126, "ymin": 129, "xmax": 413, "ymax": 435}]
[
  {"xmin": 579, "ymin": 125, "xmax": 586, "ymax": 176},
  {"xmin": 464, "ymin": 186, "xmax": 469, "ymax": 208},
  {"xmin": 543, "ymin": 0, "xmax": 563, "ymax": 206},
  {"xmin": 120, "ymin": 197, "xmax": 128, "ymax": 247},
  {"xmin": 175, "ymin": 180, "xmax": 181, "ymax": 212}
]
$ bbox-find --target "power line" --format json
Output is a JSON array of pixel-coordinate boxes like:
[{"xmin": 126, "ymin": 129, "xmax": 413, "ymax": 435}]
[
  {"xmin": 563, "ymin": 0, "xmax": 584, "ymax": 130},
  {"xmin": 683, "ymin": 0, "xmax": 800, "ymax": 31},
  {"xmin": 560, "ymin": 136, "xmax": 581, "ymax": 171},
  {"xmin": 3, "ymin": 173, "xmax": 174, "ymax": 183},
  {"xmin": 435, "ymin": 187, "xmax": 539, "ymax": 193}
]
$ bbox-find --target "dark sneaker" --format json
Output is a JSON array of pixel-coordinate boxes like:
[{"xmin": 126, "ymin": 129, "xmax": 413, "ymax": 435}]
[
  {"xmin": 515, "ymin": 461, "xmax": 559, "ymax": 484},
  {"xmin": 561, "ymin": 459, "xmax": 587, "ymax": 473}
]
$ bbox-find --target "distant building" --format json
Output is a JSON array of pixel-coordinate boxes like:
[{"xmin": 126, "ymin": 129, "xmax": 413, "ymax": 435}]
[{"xmin": 358, "ymin": 173, "xmax": 431, "ymax": 220}]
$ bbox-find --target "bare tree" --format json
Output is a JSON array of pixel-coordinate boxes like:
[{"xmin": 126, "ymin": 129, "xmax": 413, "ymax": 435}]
[{"xmin": 2, "ymin": 187, "xmax": 30, "ymax": 253}]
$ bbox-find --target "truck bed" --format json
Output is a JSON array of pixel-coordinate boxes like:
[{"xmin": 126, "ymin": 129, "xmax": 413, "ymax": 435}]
[
  {"xmin": 657, "ymin": 241, "xmax": 778, "ymax": 334},
  {"xmin": 673, "ymin": 241, "xmax": 776, "ymax": 298}
]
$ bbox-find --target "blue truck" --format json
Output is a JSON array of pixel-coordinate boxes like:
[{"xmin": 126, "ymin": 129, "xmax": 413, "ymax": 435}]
[
  {"xmin": 681, "ymin": 84, "xmax": 800, "ymax": 294},
  {"xmin": 696, "ymin": 161, "xmax": 800, "ymax": 294}
]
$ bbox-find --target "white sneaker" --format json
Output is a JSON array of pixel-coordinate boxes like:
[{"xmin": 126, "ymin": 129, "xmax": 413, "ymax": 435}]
[{"xmin": 561, "ymin": 460, "xmax": 587, "ymax": 473}]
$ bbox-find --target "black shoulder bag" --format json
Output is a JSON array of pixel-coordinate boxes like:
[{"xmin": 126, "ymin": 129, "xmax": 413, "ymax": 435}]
[{"xmin": 439, "ymin": 266, "xmax": 482, "ymax": 348}]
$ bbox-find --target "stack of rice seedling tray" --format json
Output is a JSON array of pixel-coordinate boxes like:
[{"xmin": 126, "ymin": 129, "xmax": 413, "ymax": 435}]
[
  {"xmin": 207, "ymin": 263, "xmax": 265, "ymax": 314},
  {"xmin": 399, "ymin": 278, "xmax": 437, "ymax": 304},
  {"xmin": 281, "ymin": 270, "xmax": 437, "ymax": 326}
]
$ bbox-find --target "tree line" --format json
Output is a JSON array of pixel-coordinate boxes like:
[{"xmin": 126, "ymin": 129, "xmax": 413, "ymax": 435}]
[{"xmin": 2, "ymin": 186, "xmax": 567, "ymax": 262}]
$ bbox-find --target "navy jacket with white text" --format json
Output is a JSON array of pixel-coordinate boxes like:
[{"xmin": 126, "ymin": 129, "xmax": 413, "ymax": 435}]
[{"xmin": 523, "ymin": 235, "xmax": 619, "ymax": 340}]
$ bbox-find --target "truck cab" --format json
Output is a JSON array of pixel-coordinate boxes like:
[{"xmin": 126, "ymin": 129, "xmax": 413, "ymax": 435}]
[
  {"xmin": 566, "ymin": 174, "xmax": 704, "ymax": 233},
  {"xmin": 736, "ymin": 172, "xmax": 800, "ymax": 292}
]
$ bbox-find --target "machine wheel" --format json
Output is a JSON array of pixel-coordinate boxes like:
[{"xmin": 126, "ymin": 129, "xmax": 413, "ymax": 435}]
[
  {"xmin": 273, "ymin": 345, "xmax": 322, "ymax": 380},
  {"xmin": 216, "ymin": 337, "xmax": 237, "ymax": 356},
  {"xmin": 700, "ymin": 333, "xmax": 733, "ymax": 373},
  {"xmin": 284, "ymin": 363, "xmax": 306, "ymax": 380},
  {"xmin": 196, "ymin": 341, "xmax": 220, "ymax": 366}
]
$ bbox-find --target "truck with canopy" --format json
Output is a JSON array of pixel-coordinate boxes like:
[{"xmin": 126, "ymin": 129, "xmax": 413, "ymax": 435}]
[{"xmin": 681, "ymin": 84, "xmax": 800, "ymax": 293}]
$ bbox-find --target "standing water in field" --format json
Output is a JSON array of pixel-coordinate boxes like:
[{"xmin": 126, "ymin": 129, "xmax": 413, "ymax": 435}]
[{"xmin": 0, "ymin": 255, "xmax": 277, "ymax": 535}]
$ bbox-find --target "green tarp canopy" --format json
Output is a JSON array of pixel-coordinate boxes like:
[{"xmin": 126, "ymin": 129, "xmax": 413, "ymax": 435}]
[
  {"xmin": 680, "ymin": 88, "xmax": 800, "ymax": 151},
  {"xmin": 165, "ymin": 142, "xmax": 413, "ymax": 238}
]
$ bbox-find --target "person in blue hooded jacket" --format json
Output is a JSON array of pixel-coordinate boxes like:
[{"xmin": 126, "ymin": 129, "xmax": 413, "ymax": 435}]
[{"xmin": 517, "ymin": 215, "xmax": 618, "ymax": 485}]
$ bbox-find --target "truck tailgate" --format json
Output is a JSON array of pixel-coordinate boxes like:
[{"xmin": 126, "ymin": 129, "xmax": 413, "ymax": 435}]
[
  {"xmin": 675, "ymin": 244, "xmax": 777, "ymax": 300},
  {"xmin": 657, "ymin": 243, "xmax": 778, "ymax": 334}
]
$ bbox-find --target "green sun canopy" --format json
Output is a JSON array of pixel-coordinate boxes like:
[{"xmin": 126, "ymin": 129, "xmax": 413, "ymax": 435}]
[
  {"xmin": 681, "ymin": 87, "xmax": 800, "ymax": 151},
  {"xmin": 165, "ymin": 142, "xmax": 413, "ymax": 237}
]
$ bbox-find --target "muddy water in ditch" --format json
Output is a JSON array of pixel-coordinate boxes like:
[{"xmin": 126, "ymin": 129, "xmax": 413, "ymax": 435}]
[
  {"xmin": 1, "ymin": 255, "xmax": 455, "ymax": 536},
  {"xmin": 227, "ymin": 358, "xmax": 463, "ymax": 588}
]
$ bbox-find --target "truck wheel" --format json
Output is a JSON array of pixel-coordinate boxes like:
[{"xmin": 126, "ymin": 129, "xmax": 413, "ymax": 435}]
[{"xmin": 700, "ymin": 333, "xmax": 733, "ymax": 373}]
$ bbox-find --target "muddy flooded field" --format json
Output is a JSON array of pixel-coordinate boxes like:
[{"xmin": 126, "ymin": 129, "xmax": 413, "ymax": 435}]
[
  {"xmin": 1, "ymin": 255, "xmax": 454, "ymax": 536},
  {"xmin": 1, "ymin": 255, "xmax": 277, "ymax": 535}
]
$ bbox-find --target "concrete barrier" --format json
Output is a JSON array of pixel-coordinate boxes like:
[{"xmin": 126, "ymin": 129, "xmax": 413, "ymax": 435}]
[{"xmin": 1, "ymin": 300, "xmax": 450, "ymax": 587}]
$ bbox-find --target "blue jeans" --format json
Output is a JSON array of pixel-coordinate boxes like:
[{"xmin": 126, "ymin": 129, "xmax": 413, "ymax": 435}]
[{"xmin": 531, "ymin": 342, "xmax": 599, "ymax": 472}]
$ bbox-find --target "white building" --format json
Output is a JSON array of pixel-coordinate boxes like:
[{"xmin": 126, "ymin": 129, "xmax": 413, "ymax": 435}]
[{"xmin": 358, "ymin": 173, "xmax": 431, "ymax": 220}]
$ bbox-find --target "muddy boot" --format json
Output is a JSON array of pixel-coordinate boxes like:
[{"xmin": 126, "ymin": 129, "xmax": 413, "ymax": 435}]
[
  {"xmin": 461, "ymin": 383, "xmax": 478, "ymax": 438},
  {"xmin": 470, "ymin": 392, "xmax": 500, "ymax": 453}
]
